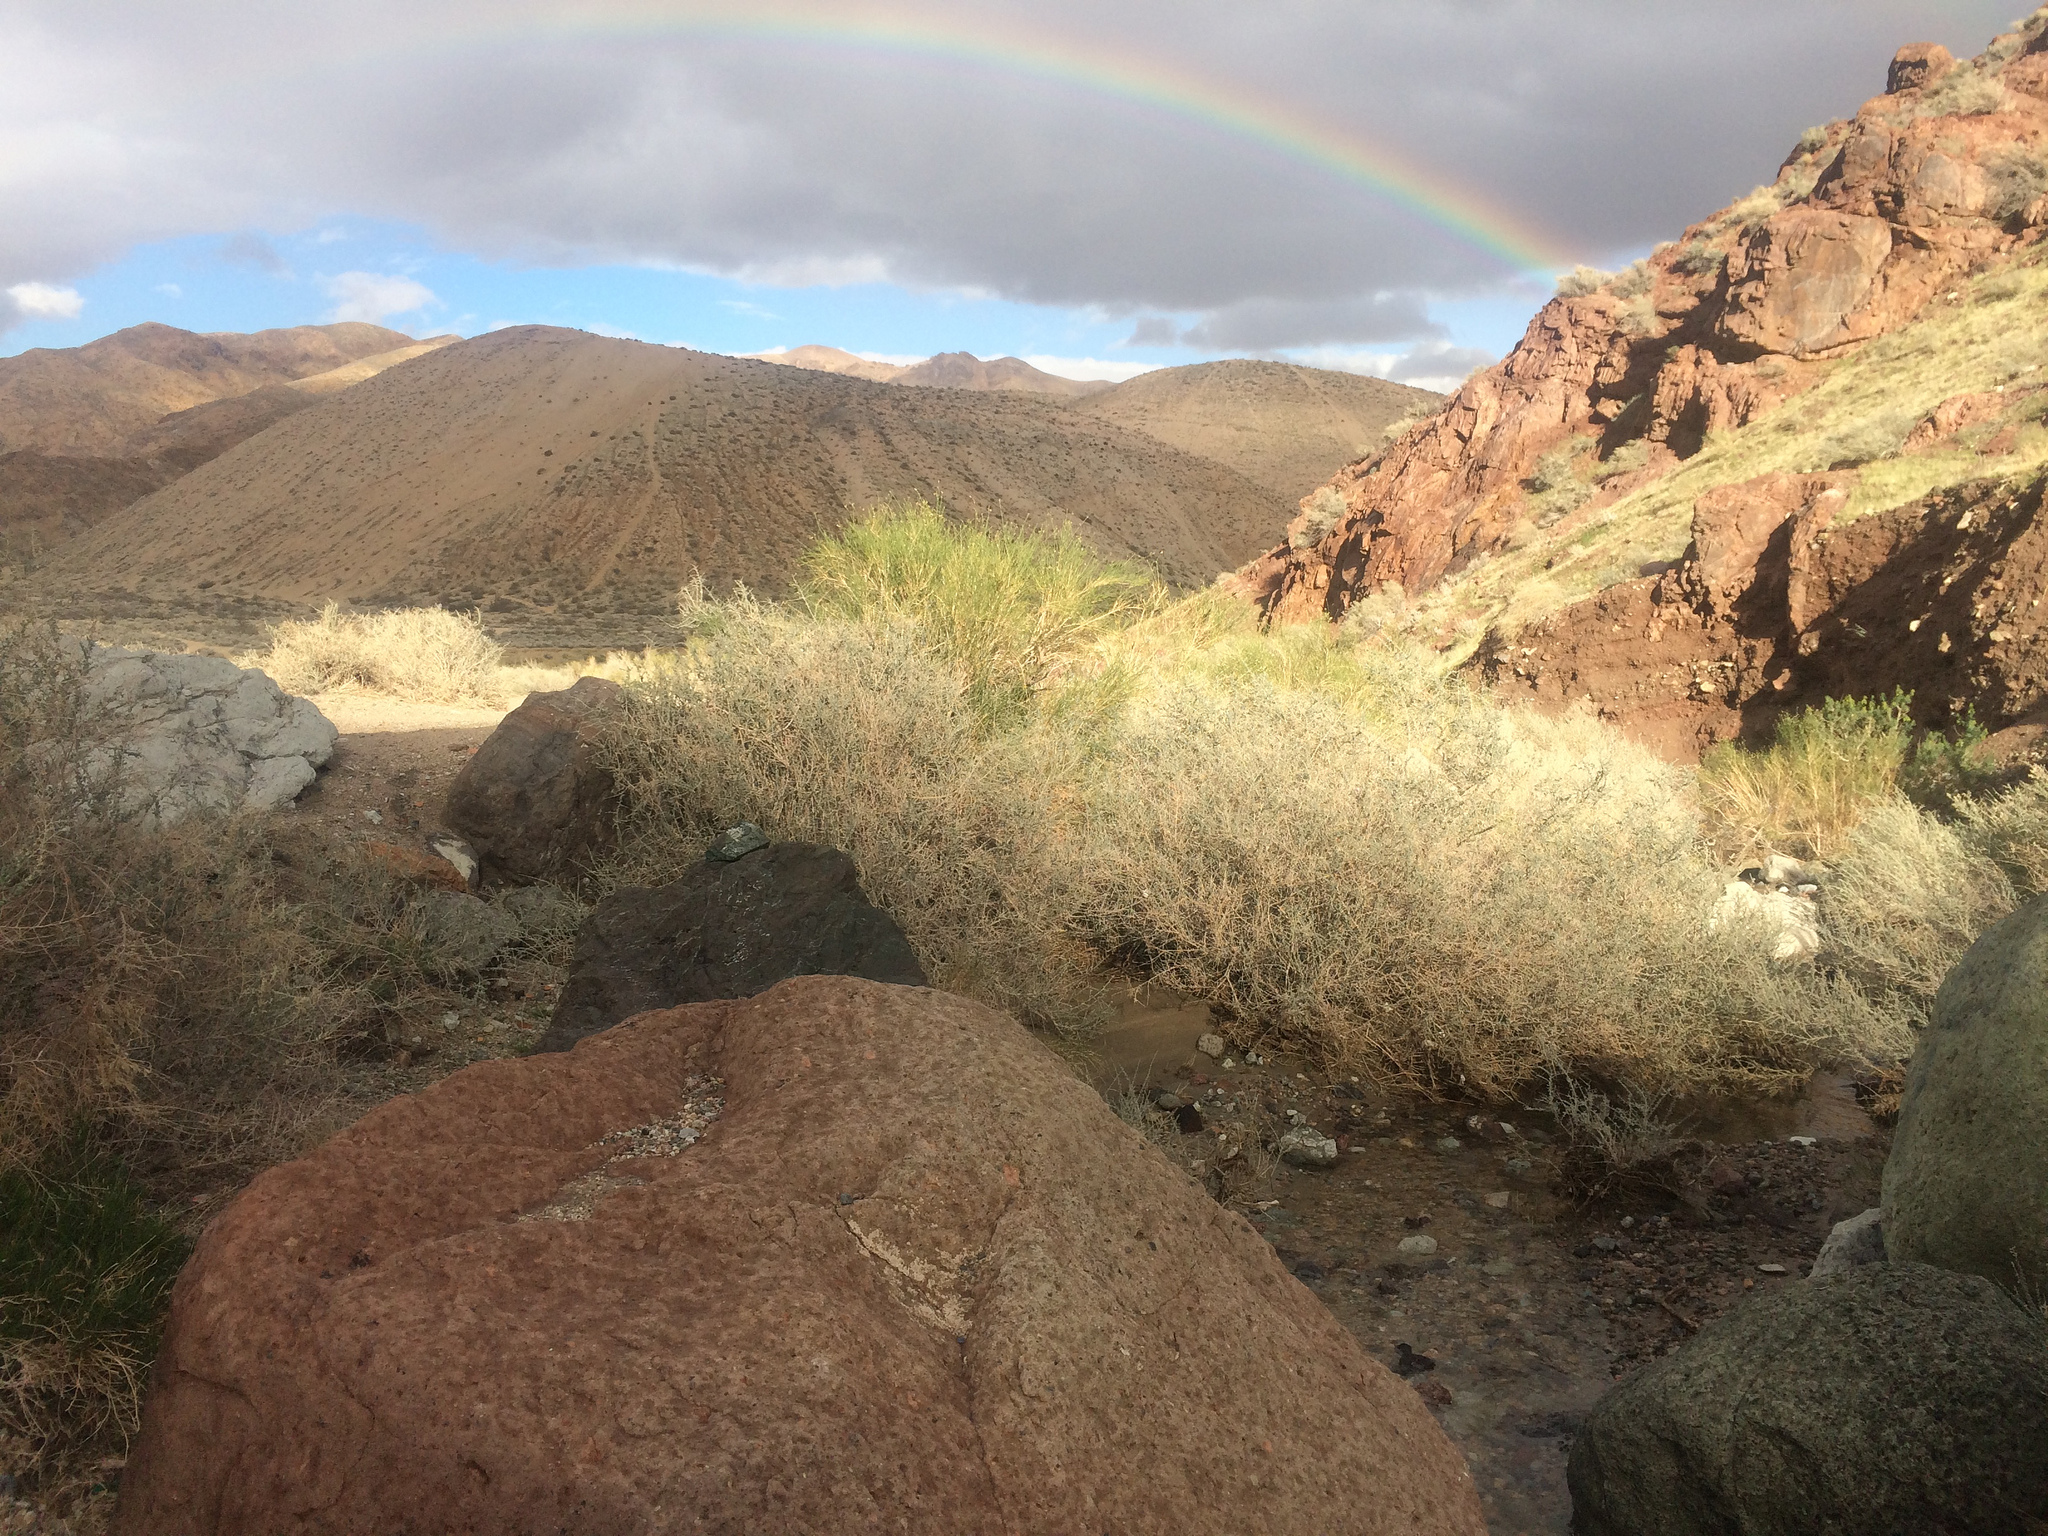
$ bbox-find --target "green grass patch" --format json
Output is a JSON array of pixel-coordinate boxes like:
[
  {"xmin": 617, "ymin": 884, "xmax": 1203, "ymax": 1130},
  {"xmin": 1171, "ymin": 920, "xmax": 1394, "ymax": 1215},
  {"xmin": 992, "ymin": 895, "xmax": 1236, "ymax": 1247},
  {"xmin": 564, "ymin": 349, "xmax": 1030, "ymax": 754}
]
[{"xmin": 1, "ymin": 1138, "xmax": 190, "ymax": 1480}]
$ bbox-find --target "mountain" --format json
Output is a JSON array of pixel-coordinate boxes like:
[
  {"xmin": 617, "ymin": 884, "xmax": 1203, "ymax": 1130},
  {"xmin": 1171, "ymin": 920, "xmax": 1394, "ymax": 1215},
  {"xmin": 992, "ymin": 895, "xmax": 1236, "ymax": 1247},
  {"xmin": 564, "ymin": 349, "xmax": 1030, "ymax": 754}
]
[
  {"xmin": 1074, "ymin": 359, "xmax": 1439, "ymax": 500},
  {"xmin": 0, "ymin": 321, "xmax": 425, "ymax": 455},
  {"xmin": 37, "ymin": 327, "xmax": 1292, "ymax": 628},
  {"xmin": 0, "ymin": 327, "xmax": 459, "ymax": 566},
  {"xmin": 751, "ymin": 346, "xmax": 1109, "ymax": 396},
  {"xmin": 1229, "ymin": 21, "xmax": 2048, "ymax": 753}
]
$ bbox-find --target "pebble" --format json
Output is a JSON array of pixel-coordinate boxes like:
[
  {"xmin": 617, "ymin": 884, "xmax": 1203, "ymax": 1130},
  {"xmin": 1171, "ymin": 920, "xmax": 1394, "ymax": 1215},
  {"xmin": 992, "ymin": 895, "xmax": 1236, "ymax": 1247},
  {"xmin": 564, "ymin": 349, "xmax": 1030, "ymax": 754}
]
[
  {"xmin": 1484, "ymin": 1191, "xmax": 1510, "ymax": 1209},
  {"xmin": 1434, "ymin": 1136, "xmax": 1462, "ymax": 1154},
  {"xmin": 1398, "ymin": 1234, "xmax": 1439, "ymax": 1256},
  {"xmin": 1196, "ymin": 1033, "xmax": 1225, "ymax": 1059},
  {"xmin": 1591, "ymin": 1236, "xmax": 1621, "ymax": 1253},
  {"xmin": 1757, "ymin": 1262, "xmax": 1789, "ymax": 1275},
  {"xmin": 1505, "ymin": 1156, "xmax": 1533, "ymax": 1176},
  {"xmin": 1787, "ymin": 1135, "xmax": 1817, "ymax": 1148}
]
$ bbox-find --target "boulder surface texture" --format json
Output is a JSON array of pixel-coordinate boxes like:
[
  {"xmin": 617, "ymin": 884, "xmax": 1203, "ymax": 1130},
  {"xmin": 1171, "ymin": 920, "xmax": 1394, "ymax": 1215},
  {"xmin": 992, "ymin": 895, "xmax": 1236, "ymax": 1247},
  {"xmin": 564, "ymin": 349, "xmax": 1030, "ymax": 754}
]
[
  {"xmin": 442, "ymin": 675, "xmax": 621, "ymax": 883},
  {"xmin": 1883, "ymin": 892, "xmax": 2048, "ymax": 1295},
  {"xmin": 86, "ymin": 646, "xmax": 335, "ymax": 823},
  {"xmin": 538, "ymin": 841, "xmax": 926, "ymax": 1052},
  {"xmin": 1567, "ymin": 1261, "xmax": 2048, "ymax": 1536},
  {"xmin": 116, "ymin": 977, "xmax": 1486, "ymax": 1536}
]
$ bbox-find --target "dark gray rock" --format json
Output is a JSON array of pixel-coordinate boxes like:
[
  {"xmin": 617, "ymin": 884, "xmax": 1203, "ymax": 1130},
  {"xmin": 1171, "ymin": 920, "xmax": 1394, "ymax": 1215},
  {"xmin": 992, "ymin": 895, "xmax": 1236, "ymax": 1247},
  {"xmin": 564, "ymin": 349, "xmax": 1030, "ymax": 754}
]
[
  {"xmin": 1884, "ymin": 893, "xmax": 2048, "ymax": 1296},
  {"xmin": 1567, "ymin": 1261, "xmax": 2048, "ymax": 1536},
  {"xmin": 538, "ymin": 842, "xmax": 927, "ymax": 1052},
  {"xmin": 706, "ymin": 820, "xmax": 769, "ymax": 862},
  {"xmin": 441, "ymin": 676, "xmax": 622, "ymax": 885}
]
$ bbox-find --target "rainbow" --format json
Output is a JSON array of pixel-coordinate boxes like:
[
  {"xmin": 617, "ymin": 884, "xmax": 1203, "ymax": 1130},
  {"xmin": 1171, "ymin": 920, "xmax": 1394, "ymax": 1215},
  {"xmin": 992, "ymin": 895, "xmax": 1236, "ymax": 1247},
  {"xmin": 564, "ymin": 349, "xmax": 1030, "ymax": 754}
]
[{"xmin": 424, "ymin": 4, "xmax": 1575, "ymax": 275}]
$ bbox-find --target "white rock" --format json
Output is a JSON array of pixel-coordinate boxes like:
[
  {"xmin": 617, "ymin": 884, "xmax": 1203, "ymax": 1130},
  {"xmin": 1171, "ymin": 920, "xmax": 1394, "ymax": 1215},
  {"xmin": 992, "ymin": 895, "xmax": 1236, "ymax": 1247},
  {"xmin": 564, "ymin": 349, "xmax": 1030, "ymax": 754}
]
[
  {"xmin": 1276, "ymin": 1126, "xmax": 1338, "ymax": 1168},
  {"xmin": 79, "ymin": 645, "xmax": 337, "ymax": 825},
  {"xmin": 1711, "ymin": 879, "xmax": 1820, "ymax": 962},
  {"xmin": 1762, "ymin": 853, "xmax": 1817, "ymax": 888},
  {"xmin": 1397, "ymin": 1234, "xmax": 1438, "ymax": 1256},
  {"xmin": 1196, "ymin": 1033, "xmax": 1225, "ymax": 1060},
  {"xmin": 1484, "ymin": 1191, "xmax": 1511, "ymax": 1209}
]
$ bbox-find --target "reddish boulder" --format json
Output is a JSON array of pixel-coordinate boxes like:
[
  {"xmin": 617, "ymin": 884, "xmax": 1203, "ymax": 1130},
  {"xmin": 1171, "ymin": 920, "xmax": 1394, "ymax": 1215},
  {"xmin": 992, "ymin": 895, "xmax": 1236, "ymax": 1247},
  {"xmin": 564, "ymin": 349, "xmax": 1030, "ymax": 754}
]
[
  {"xmin": 442, "ymin": 675, "xmax": 621, "ymax": 884},
  {"xmin": 116, "ymin": 978, "xmax": 1486, "ymax": 1536},
  {"xmin": 1886, "ymin": 43, "xmax": 1956, "ymax": 94}
]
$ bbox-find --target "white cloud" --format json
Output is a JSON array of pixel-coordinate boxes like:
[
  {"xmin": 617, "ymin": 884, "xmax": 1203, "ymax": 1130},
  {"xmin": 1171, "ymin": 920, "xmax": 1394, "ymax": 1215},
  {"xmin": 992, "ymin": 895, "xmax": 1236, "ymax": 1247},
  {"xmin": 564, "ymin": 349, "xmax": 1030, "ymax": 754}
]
[
  {"xmin": 153, "ymin": 281, "xmax": 182, "ymax": 297},
  {"xmin": 7, "ymin": 280, "xmax": 84, "ymax": 319},
  {"xmin": 314, "ymin": 226, "xmax": 348, "ymax": 244},
  {"xmin": 319, "ymin": 271, "xmax": 436, "ymax": 324},
  {"xmin": 718, "ymin": 298, "xmax": 780, "ymax": 320},
  {"xmin": 1020, "ymin": 354, "xmax": 1160, "ymax": 383}
]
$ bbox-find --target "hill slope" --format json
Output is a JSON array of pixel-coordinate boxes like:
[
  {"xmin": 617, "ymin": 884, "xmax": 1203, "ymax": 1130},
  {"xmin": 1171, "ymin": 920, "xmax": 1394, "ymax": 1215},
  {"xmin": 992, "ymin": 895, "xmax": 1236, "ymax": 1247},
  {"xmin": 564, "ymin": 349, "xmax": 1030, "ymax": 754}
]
[
  {"xmin": 0, "ymin": 321, "xmax": 421, "ymax": 455},
  {"xmin": 1235, "ymin": 24, "xmax": 2048, "ymax": 629},
  {"xmin": 43, "ymin": 327, "xmax": 1292, "ymax": 616},
  {"xmin": 753, "ymin": 346, "xmax": 1108, "ymax": 396},
  {"xmin": 1076, "ymin": 360, "xmax": 1440, "ymax": 500}
]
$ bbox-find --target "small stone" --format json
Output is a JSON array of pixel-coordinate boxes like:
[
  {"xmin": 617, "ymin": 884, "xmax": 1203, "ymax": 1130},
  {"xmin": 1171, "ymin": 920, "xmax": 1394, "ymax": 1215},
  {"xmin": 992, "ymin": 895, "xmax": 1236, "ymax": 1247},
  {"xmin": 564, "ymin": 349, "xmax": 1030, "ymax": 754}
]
[
  {"xmin": 1592, "ymin": 1237, "xmax": 1621, "ymax": 1253},
  {"xmin": 1505, "ymin": 1156, "xmax": 1533, "ymax": 1176},
  {"xmin": 1434, "ymin": 1136, "xmax": 1462, "ymax": 1154},
  {"xmin": 1757, "ymin": 1263, "xmax": 1789, "ymax": 1276},
  {"xmin": 364, "ymin": 808, "xmax": 383, "ymax": 824},
  {"xmin": 1810, "ymin": 1207, "xmax": 1886, "ymax": 1281},
  {"xmin": 427, "ymin": 833, "xmax": 480, "ymax": 890},
  {"xmin": 1397, "ymin": 1234, "xmax": 1439, "ymax": 1256},
  {"xmin": 1787, "ymin": 1135, "xmax": 1817, "ymax": 1148},
  {"xmin": 1221, "ymin": 1058, "xmax": 1236, "ymax": 1070},
  {"xmin": 1484, "ymin": 1191, "xmax": 1510, "ymax": 1209},
  {"xmin": 1196, "ymin": 1034, "xmax": 1225, "ymax": 1059},
  {"xmin": 1277, "ymin": 1126, "xmax": 1339, "ymax": 1168},
  {"xmin": 706, "ymin": 821, "xmax": 769, "ymax": 862},
  {"xmin": 1620, "ymin": 1216, "xmax": 1635, "ymax": 1228},
  {"xmin": 1153, "ymin": 1091, "xmax": 1183, "ymax": 1112}
]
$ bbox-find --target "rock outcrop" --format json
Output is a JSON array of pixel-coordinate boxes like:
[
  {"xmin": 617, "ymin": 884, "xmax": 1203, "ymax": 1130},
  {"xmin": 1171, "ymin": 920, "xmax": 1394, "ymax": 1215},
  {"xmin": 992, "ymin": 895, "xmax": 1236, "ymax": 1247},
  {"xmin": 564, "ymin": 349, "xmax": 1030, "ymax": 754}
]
[
  {"xmin": 441, "ymin": 675, "xmax": 622, "ymax": 884},
  {"xmin": 1478, "ymin": 469, "xmax": 2048, "ymax": 756},
  {"xmin": 83, "ymin": 645, "xmax": 336, "ymax": 823},
  {"xmin": 1567, "ymin": 1261, "xmax": 2048, "ymax": 1536},
  {"xmin": 1230, "ymin": 20, "xmax": 2048, "ymax": 625},
  {"xmin": 1883, "ymin": 892, "xmax": 2048, "ymax": 1294},
  {"xmin": 116, "ymin": 978, "xmax": 1487, "ymax": 1536},
  {"xmin": 539, "ymin": 840, "xmax": 926, "ymax": 1052}
]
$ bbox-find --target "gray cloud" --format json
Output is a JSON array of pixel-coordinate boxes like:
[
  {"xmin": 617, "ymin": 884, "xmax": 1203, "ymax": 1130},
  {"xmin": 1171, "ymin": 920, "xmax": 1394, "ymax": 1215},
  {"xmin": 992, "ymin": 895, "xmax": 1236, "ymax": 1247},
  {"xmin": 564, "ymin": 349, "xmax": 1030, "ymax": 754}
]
[
  {"xmin": 217, "ymin": 233, "xmax": 291, "ymax": 275},
  {"xmin": 0, "ymin": 0, "xmax": 2024, "ymax": 345}
]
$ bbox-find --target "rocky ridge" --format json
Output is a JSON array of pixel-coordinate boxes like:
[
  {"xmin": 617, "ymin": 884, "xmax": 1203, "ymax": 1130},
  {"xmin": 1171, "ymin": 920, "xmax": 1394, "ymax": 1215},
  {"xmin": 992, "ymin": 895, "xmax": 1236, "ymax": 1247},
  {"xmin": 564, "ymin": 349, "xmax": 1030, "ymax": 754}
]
[{"xmin": 1230, "ymin": 22, "xmax": 2048, "ymax": 641}]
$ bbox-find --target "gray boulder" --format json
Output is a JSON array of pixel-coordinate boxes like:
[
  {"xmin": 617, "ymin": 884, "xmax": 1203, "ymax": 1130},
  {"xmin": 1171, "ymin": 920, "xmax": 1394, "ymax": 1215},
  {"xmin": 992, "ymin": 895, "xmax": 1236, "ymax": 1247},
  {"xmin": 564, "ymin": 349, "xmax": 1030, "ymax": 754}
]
[
  {"xmin": 537, "ymin": 841, "xmax": 927, "ymax": 1052},
  {"xmin": 1808, "ymin": 1208, "xmax": 1885, "ymax": 1280},
  {"xmin": 442, "ymin": 676, "xmax": 622, "ymax": 884},
  {"xmin": 1883, "ymin": 893, "xmax": 2048, "ymax": 1295},
  {"xmin": 1567, "ymin": 1262, "xmax": 2048, "ymax": 1536},
  {"xmin": 84, "ymin": 646, "xmax": 335, "ymax": 824}
]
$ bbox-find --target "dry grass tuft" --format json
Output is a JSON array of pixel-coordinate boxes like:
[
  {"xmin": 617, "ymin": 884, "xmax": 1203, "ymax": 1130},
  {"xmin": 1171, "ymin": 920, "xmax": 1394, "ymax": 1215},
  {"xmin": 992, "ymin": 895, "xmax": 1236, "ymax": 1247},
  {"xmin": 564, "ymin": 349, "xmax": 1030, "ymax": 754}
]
[
  {"xmin": 603, "ymin": 514, "xmax": 1871, "ymax": 1101},
  {"xmin": 251, "ymin": 602, "xmax": 503, "ymax": 704}
]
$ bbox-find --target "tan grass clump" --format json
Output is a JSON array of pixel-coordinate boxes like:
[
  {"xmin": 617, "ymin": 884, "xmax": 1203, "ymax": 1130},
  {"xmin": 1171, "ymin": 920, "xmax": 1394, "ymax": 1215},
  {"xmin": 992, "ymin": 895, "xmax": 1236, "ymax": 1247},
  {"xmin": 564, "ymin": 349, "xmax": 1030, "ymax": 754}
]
[{"xmin": 253, "ymin": 602, "xmax": 503, "ymax": 704}]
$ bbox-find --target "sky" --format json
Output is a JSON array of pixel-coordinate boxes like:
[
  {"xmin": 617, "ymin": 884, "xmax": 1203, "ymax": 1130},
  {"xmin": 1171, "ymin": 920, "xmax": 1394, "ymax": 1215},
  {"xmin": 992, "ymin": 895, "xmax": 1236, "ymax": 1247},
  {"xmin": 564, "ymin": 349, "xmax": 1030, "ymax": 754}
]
[{"xmin": 0, "ymin": 1, "xmax": 2026, "ymax": 388}]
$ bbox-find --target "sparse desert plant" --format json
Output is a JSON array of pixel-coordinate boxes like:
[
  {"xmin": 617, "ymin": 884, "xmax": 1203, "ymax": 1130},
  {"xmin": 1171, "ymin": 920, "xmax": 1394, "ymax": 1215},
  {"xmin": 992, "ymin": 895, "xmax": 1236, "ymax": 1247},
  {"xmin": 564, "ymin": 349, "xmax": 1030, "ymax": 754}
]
[
  {"xmin": 1673, "ymin": 239, "xmax": 1728, "ymax": 277},
  {"xmin": 1988, "ymin": 148, "xmax": 2048, "ymax": 223},
  {"xmin": 1609, "ymin": 259, "xmax": 1654, "ymax": 300},
  {"xmin": 253, "ymin": 601, "xmax": 503, "ymax": 704},
  {"xmin": 1527, "ymin": 444, "xmax": 1595, "ymax": 526},
  {"xmin": 1794, "ymin": 124, "xmax": 1831, "ymax": 157},
  {"xmin": 1592, "ymin": 439, "xmax": 1652, "ymax": 483},
  {"xmin": 1916, "ymin": 64, "xmax": 2010, "ymax": 120},
  {"xmin": 1291, "ymin": 486, "xmax": 1348, "ymax": 550},
  {"xmin": 1541, "ymin": 1073, "xmax": 1686, "ymax": 1203}
]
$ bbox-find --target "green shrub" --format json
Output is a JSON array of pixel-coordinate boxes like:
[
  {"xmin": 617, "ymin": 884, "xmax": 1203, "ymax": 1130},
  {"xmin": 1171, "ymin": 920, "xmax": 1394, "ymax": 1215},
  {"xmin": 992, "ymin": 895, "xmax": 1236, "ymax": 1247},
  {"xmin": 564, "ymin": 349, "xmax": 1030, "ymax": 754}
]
[
  {"xmin": 796, "ymin": 500, "xmax": 1161, "ymax": 730},
  {"xmin": 1291, "ymin": 486, "xmax": 1348, "ymax": 550},
  {"xmin": 1555, "ymin": 265, "xmax": 1612, "ymax": 299},
  {"xmin": 1593, "ymin": 440, "xmax": 1652, "ymax": 483},
  {"xmin": 0, "ymin": 1139, "xmax": 189, "ymax": 1482}
]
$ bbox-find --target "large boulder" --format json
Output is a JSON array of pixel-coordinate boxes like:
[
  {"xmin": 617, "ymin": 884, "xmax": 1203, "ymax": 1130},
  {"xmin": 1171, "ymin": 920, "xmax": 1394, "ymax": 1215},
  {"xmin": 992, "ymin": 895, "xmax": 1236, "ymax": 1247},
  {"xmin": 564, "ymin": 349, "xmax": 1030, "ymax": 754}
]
[
  {"xmin": 85, "ymin": 645, "xmax": 336, "ymax": 824},
  {"xmin": 537, "ymin": 840, "xmax": 926, "ymax": 1053},
  {"xmin": 116, "ymin": 977, "xmax": 1487, "ymax": 1536},
  {"xmin": 1567, "ymin": 1261, "xmax": 2048, "ymax": 1536},
  {"xmin": 442, "ymin": 675, "xmax": 622, "ymax": 884},
  {"xmin": 1884, "ymin": 893, "xmax": 2048, "ymax": 1295}
]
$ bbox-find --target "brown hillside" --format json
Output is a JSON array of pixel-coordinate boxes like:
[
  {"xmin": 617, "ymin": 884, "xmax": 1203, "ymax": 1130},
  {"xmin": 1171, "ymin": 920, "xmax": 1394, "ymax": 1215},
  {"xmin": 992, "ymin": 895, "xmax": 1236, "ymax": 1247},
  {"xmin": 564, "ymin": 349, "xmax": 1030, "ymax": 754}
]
[
  {"xmin": 1234, "ymin": 21, "xmax": 2048, "ymax": 628},
  {"xmin": 0, "ymin": 321, "xmax": 418, "ymax": 455},
  {"xmin": 750, "ymin": 345, "xmax": 906, "ymax": 383},
  {"xmin": 1076, "ymin": 360, "xmax": 1441, "ymax": 500},
  {"xmin": 42, "ymin": 327, "xmax": 1290, "ymax": 615},
  {"xmin": 893, "ymin": 351, "xmax": 1111, "ymax": 397}
]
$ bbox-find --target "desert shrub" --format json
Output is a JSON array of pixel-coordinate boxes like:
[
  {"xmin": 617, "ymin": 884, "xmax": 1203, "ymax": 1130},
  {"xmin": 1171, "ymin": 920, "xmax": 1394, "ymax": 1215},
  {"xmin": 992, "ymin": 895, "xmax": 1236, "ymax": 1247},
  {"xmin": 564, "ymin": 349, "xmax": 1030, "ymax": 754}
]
[
  {"xmin": 1542, "ymin": 1074, "xmax": 1686, "ymax": 1203},
  {"xmin": 1706, "ymin": 184, "xmax": 1788, "ymax": 236},
  {"xmin": 1593, "ymin": 439, "xmax": 1652, "ymax": 483},
  {"xmin": 1, "ymin": 1139, "xmax": 188, "ymax": 1483},
  {"xmin": 1794, "ymin": 124, "xmax": 1830, "ymax": 157},
  {"xmin": 1916, "ymin": 66, "xmax": 2009, "ymax": 120},
  {"xmin": 1698, "ymin": 690, "xmax": 1997, "ymax": 860},
  {"xmin": 1527, "ymin": 444, "xmax": 1595, "ymax": 526},
  {"xmin": 1291, "ymin": 486, "xmax": 1348, "ymax": 550},
  {"xmin": 1609, "ymin": 259, "xmax": 1654, "ymax": 300},
  {"xmin": 1988, "ymin": 148, "xmax": 2048, "ymax": 223},
  {"xmin": 253, "ymin": 602, "xmax": 503, "ymax": 703},
  {"xmin": 604, "ymin": 526, "xmax": 1866, "ymax": 1100},
  {"xmin": 1809, "ymin": 409, "xmax": 1914, "ymax": 470},
  {"xmin": 797, "ymin": 501, "xmax": 1161, "ymax": 730},
  {"xmin": 1555, "ymin": 265, "xmax": 1612, "ymax": 299},
  {"xmin": 1673, "ymin": 239, "xmax": 1728, "ymax": 277}
]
